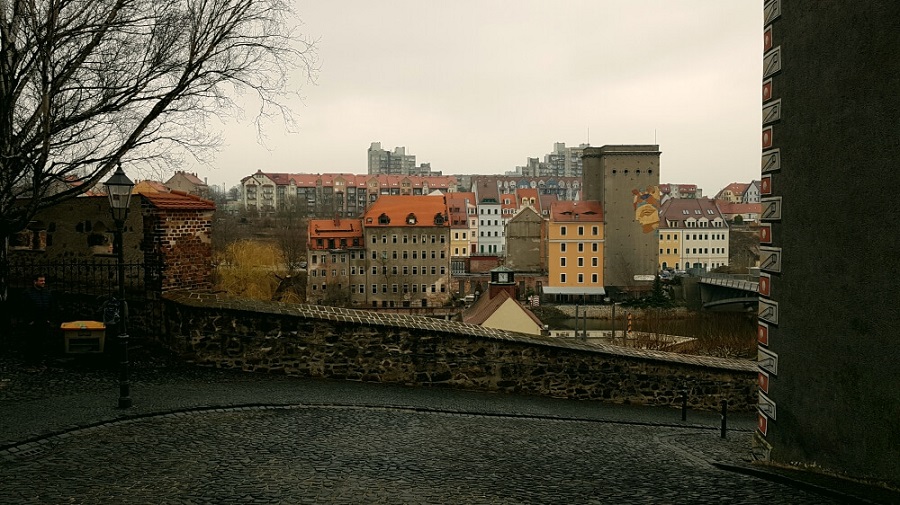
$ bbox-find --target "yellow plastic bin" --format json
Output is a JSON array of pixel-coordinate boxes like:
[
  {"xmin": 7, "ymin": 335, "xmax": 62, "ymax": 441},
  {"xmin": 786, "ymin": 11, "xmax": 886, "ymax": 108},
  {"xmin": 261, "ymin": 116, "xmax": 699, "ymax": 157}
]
[{"xmin": 60, "ymin": 321, "xmax": 106, "ymax": 354}]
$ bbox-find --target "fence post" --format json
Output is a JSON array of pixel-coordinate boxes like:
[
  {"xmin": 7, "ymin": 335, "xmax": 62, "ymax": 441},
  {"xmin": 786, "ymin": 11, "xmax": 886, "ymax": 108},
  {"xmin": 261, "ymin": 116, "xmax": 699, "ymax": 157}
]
[{"xmin": 720, "ymin": 399, "xmax": 728, "ymax": 438}]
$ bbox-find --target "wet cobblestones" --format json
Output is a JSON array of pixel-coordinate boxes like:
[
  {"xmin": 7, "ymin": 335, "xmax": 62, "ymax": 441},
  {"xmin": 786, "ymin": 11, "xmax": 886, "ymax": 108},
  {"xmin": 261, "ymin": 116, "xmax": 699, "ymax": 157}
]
[{"xmin": 0, "ymin": 352, "xmax": 873, "ymax": 504}]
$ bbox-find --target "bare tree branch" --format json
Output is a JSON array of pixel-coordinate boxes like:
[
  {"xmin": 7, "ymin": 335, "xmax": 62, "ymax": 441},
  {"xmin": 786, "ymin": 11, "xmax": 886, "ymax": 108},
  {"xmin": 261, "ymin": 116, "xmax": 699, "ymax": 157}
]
[{"xmin": 0, "ymin": 0, "xmax": 317, "ymax": 238}]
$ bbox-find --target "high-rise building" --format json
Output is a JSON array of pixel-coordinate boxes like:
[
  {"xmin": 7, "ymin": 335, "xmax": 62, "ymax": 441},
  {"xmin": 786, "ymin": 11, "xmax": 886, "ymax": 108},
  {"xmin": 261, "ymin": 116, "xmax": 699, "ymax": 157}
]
[
  {"xmin": 582, "ymin": 145, "xmax": 661, "ymax": 294},
  {"xmin": 367, "ymin": 142, "xmax": 438, "ymax": 176}
]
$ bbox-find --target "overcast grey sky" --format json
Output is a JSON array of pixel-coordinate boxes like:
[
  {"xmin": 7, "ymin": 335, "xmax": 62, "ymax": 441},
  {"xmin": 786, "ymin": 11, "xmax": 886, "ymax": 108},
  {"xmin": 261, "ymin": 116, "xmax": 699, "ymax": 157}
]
[{"xmin": 190, "ymin": 1, "xmax": 762, "ymax": 195}]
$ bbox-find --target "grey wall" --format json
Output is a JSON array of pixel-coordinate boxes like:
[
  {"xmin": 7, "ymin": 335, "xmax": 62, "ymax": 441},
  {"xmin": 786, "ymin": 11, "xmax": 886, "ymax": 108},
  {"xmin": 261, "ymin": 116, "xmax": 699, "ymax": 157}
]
[
  {"xmin": 583, "ymin": 146, "xmax": 661, "ymax": 291},
  {"xmin": 759, "ymin": 0, "xmax": 900, "ymax": 486},
  {"xmin": 161, "ymin": 292, "xmax": 757, "ymax": 411}
]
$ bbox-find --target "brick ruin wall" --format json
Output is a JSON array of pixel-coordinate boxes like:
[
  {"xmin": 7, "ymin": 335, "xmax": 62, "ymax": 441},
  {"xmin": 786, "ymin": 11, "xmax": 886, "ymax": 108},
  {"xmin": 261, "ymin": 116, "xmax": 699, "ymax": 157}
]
[
  {"xmin": 143, "ymin": 208, "xmax": 214, "ymax": 292},
  {"xmin": 161, "ymin": 292, "xmax": 757, "ymax": 411}
]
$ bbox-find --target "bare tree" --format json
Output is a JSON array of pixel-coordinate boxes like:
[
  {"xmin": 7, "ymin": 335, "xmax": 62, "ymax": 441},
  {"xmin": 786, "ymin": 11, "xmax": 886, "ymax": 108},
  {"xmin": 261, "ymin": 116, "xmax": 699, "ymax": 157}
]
[
  {"xmin": 0, "ymin": 0, "xmax": 317, "ymax": 295},
  {"xmin": 275, "ymin": 194, "xmax": 307, "ymax": 273}
]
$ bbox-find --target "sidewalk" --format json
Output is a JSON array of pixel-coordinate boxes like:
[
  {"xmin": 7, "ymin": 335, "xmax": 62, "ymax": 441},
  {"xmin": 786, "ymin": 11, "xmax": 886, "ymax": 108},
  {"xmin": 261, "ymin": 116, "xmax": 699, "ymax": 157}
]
[{"xmin": 1, "ymin": 345, "xmax": 897, "ymax": 504}]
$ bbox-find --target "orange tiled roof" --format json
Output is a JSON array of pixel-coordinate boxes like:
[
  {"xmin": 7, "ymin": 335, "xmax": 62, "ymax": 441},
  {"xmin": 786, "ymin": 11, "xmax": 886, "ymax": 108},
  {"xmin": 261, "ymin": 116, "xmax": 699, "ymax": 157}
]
[
  {"xmin": 142, "ymin": 190, "xmax": 215, "ymax": 210},
  {"xmin": 362, "ymin": 195, "xmax": 448, "ymax": 227},
  {"xmin": 550, "ymin": 200, "xmax": 603, "ymax": 222},
  {"xmin": 308, "ymin": 219, "xmax": 364, "ymax": 239}
]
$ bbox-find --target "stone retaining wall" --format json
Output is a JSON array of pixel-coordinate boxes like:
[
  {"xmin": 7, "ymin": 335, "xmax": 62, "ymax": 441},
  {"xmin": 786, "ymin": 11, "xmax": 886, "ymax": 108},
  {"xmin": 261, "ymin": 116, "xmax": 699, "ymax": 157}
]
[{"xmin": 161, "ymin": 292, "xmax": 757, "ymax": 412}]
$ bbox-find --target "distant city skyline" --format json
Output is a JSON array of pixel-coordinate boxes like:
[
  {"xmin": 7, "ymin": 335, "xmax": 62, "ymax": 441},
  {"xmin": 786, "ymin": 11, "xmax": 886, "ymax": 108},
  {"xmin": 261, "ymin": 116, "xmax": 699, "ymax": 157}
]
[{"xmin": 180, "ymin": 1, "xmax": 762, "ymax": 195}]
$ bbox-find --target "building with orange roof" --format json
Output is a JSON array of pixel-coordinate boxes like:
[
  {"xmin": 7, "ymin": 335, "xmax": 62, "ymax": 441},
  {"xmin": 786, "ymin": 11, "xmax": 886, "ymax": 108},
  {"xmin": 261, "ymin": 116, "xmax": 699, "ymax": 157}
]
[
  {"xmin": 306, "ymin": 218, "xmax": 365, "ymax": 305},
  {"xmin": 657, "ymin": 197, "xmax": 729, "ymax": 272},
  {"xmin": 715, "ymin": 182, "xmax": 751, "ymax": 204},
  {"xmin": 359, "ymin": 195, "xmax": 450, "ymax": 308},
  {"xmin": 546, "ymin": 200, "xmax": 605, "ymax": 302},
  {"xmin": 239, "ymin": 171, "xmax": 457, "ymax": 218}
]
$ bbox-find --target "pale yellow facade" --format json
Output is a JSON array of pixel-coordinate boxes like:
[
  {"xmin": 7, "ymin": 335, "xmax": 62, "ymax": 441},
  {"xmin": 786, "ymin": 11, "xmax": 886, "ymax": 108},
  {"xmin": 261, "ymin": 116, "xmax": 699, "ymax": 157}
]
[{"xmin": 481, "ymin": 298, "xmax": 543, "ymax": 335}]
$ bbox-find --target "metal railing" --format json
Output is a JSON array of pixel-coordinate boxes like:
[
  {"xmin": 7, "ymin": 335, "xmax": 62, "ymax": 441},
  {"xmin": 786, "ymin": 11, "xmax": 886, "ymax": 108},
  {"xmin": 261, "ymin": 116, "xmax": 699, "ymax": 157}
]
[{"xmin": 4, "ymin": 258, "xmax": 159, "ymax": 301}]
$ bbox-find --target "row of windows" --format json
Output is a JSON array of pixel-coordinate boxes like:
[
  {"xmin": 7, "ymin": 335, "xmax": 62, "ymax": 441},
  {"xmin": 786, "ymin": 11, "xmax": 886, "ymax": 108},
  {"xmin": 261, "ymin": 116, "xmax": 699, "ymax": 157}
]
[
  {"xmin": 452, "ymin": 232, "xmax": 468, "ymax": 240},
  {"xmin": 370, "ymin": 250, "xmax": 446, "ymax": 260},
  {"xmin": 559, "ymin": 273, "xmax": 599, "ymax": 284},
  {"xmin": 312, "ymin": 265, "xmax": 447, "ymax": 277},
  {"xmin": 559, "ymin": 243, "xmax": 599, "ymax": 253},
  {"xmin": 479, "ymin": 208, "xmax": 500, "ymax": 215},
  {"xmin": 311, "ymin": 283, "xmax": 446, "ymax": 294},
  {"xmin": 370, "ymin": 234, "xmax": 446, "ymax": 244},
  {"xmin": 480, "ymin": 230, "xmax": 503, "ymax": 237},
  {"xmin": 559, "ymin": 225, "xmax": 600, "ymax": 236},
  {"xmin": 559, "ymin": 257, "xmax": 599, "ymax": 267},
  {"xmin": 480, "ymin": 219, "xmax": 501, "ymax": 226},
  {"xmin": 659, "ymin": 233, "xmax": 726, "ymax": 241}
]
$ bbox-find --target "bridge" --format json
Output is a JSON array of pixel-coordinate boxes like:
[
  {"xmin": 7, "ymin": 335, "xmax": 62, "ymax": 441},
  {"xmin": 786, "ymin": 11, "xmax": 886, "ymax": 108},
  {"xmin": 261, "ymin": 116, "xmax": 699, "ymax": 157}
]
[{"xmin": 698, "ymin": 274, "xmax": 759, "ymax": 311}]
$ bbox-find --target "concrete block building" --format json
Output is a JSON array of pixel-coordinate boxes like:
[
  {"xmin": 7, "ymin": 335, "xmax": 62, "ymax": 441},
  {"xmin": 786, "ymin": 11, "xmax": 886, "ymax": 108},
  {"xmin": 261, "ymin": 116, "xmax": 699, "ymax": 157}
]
[{"xmin": 582, "ymin": 145, "xmax": 661, "ymax": 295}]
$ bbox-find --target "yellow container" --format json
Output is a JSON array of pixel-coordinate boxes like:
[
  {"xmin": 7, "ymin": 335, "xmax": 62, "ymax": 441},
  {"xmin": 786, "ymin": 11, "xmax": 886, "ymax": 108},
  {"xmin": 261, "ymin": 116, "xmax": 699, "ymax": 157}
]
[{"xmin": 60, "ymin": 321, "xmax": 106, "ymax": 354}]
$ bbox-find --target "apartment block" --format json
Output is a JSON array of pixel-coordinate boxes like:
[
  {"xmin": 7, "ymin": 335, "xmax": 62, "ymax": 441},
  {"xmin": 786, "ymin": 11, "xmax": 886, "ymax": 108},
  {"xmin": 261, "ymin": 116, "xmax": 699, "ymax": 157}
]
[
  {"xmin": 657, "ymin": 197, "xmax": 729, "ymax": 272},
  {"xmin": 358, "ymin": 195, "xmax": 451, "ymax": 308}
]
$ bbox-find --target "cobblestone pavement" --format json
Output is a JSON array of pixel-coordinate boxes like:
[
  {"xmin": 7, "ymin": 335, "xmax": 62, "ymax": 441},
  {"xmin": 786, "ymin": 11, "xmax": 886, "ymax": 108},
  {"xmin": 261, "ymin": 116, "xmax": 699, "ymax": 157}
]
[{"xmin": 0, "ymin": 351, "xmax": 875, "ymax": 504}]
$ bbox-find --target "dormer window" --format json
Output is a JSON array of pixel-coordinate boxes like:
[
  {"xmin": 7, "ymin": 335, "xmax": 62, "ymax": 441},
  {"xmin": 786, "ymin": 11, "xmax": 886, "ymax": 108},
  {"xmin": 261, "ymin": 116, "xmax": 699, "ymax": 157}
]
[
  {"xmin": 433, "ymin": 213, "xmax": 445, "ymax": 225},
  {"xmin": 406, "ymin": 213, "xmax": 417, "ymax": 225},
  {"xmin": 378, "ymin": 213, "xmax": 390, "ymax": 225}
]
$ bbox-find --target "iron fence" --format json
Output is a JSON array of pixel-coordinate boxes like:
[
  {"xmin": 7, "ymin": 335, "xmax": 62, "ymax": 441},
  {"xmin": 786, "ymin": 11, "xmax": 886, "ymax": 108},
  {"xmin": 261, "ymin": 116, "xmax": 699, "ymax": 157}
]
[{"xmin": 4, "ymin": 258, "xmax": 160, "ymax": 301}]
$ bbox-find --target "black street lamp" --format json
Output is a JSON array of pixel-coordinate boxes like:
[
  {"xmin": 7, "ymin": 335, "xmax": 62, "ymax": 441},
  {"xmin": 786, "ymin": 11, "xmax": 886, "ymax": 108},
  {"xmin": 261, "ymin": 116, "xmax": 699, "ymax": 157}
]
[{"xmin": 104, "ymin": 163, "xmax": 134, "ymax": 409}]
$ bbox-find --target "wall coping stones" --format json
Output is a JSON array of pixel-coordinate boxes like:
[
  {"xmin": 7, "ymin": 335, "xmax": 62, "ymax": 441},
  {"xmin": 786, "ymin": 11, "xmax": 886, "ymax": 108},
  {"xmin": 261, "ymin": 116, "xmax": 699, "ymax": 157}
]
[{"xmin": 163, "ymin": 290, "xmax": 756, "ymax": 373}]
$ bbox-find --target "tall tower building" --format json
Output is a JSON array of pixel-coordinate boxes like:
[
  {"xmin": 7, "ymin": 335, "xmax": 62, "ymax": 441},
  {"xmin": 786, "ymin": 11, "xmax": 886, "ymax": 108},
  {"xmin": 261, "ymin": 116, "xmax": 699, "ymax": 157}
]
[
  {"xmin": 754, "ymin": 0, "xmax": 900, "ymax": 488},
  {"xmin": 582, "ymin": 145, "xmax": 661, "ymax": 293}
]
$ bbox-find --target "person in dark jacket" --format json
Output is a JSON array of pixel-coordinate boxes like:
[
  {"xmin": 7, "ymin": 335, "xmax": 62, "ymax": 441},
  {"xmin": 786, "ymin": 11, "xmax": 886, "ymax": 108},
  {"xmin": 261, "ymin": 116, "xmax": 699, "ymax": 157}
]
[{"xmin": 22, "ymin": 274, "xmax": 56, "ymax": 360}]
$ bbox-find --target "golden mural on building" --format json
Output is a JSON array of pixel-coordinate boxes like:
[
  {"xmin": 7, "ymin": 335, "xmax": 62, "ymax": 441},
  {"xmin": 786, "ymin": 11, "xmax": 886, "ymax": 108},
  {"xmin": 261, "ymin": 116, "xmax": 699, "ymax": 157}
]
[{"xmin": 632, "ymin": 185, "xmax": 661, "ymax": 233}]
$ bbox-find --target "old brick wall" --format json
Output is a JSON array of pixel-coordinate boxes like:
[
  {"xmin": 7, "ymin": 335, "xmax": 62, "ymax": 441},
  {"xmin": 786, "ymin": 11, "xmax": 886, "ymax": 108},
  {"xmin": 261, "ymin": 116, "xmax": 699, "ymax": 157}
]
[
  {"xmin": 142, "ymin": 206, "xmax": 213, "ymax": 292},
  {"xmin": 161, "ymin": 292, "xmax": 756, "ymax": 411}
]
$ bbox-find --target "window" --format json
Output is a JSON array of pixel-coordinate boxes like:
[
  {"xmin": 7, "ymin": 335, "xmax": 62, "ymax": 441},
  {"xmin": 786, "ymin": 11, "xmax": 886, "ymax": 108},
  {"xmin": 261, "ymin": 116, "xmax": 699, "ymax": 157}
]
[
  {"xmin": 560, "ymin": 273, "xmax": 567, "ymax": 283},
  {"xmin": 561, "ymin": 257, "xmax": 567, "ymax": 267},
  {"xmin": 578, "ymin": 226, "xmax": 584, "ymax": 236},
  {"xmin": 372, "ymin": 284, "xmax": 377, "ymax": 294},
  {"xmin": 592, "ymin": 273, "xmax": 598, "ymax": 283},
  {"xmin": 560, "ymin": 226, "xmax": 567, "ymax": 236},
  {"xmin": 431, "ymin": 266, "xmax": 436, "ymax": 275},
  {"xmin": 578, "ymin": 274, "xmax": 584, "ymax": 283},
  {"xmin": 577, "ymin": 257, "xmax": 584, "ymax": 267},
  {"xmin": 592, "ymin": 257, "xmax": 598, "ymax": 267},
  {"xmin": 371, "ymin": 267, "xmax": 377, "ymax": 275},
  {"xmin": 392, "ymin": 284, "xmax": 398, "ymax": 293},
  {"xmin": 561, "ymin": 243, "xmax": 567, "ymax": 253},
  {"xmin": 440, "ymin": 267, "xmax": 446, "ymax": 275},
  {"xmin": 382, "ymin": 284, "xmax": 387, "ymax": 293},
  {"xmin": 382, "ymin": 234, "xmax": 387, "ymax": 244},
  {"xmin": 392, "ymin": 235, "xmax": 397, "ymax": 243},
  {"xmin": 592, "ymin": 243, "xmax": 598, "ymax": 252}
]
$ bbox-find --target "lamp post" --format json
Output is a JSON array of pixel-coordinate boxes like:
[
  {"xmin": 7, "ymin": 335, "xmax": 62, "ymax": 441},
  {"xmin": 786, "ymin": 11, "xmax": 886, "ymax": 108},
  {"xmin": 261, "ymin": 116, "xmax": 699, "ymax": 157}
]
[{"xmin": 104, "ymin": 163, "xmax": 134, "ymax": 409}]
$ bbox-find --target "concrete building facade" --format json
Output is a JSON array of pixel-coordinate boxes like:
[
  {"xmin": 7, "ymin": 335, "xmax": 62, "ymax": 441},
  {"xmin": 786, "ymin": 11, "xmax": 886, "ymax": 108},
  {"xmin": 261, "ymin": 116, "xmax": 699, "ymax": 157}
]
[{"xmin": 582, "ymin": 145, "xmax": 661, "ymax": 294}]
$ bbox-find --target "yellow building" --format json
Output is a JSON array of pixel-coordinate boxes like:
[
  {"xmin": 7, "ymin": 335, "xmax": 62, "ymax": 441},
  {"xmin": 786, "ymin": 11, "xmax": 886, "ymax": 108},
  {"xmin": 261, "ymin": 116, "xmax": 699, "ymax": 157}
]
[{"xmin": 546, "ymin": 201, "xmax": 605, "ymax": 302}]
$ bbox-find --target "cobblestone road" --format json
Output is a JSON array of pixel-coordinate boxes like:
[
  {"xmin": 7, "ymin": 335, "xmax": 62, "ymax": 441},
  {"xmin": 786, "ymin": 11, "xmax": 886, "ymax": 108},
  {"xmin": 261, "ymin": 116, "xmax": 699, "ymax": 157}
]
[{"xmin": 1, "ymin": 404, "xmax": 840, "ymax": 504}]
